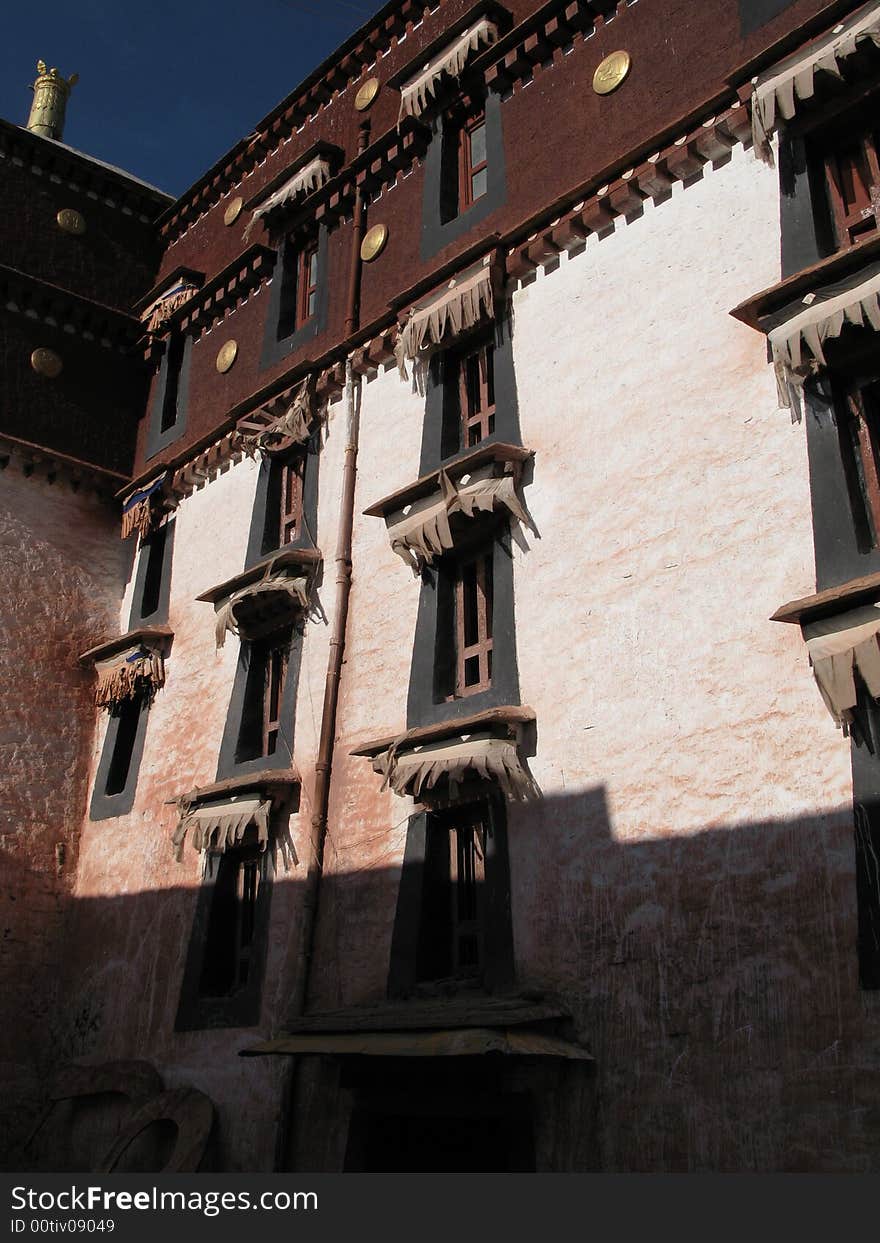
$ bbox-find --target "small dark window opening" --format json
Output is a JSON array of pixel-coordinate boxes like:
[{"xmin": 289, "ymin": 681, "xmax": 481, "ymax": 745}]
[
  {"xmin": 443, "ymin": 339, "xmax": 496, "ymax": 455},
  {"xmin": 263, "ymin": 451, "xmax": 305, "ymax": 552},
  {"xmin": 235, "ymin": 628, "xmax": 291, "ymax": 764},
  {"xmin": 835, "ymin": 375, "xmax": 880, "ymax": 552},
  {"xmin": 277, "ymin": 237, "xmax": 319, "ymax": 340},
  {"xmin": 160, "ymin": 332, "xmax": 186, "ymax": 433},
  {"xmin": 810, "ymin": 105, "xmax": 880, "ymax": 253},
  {"xmin": 198, "ymin": 838, "xmax": 264, "ymax": 998},
  {"xmin": 139, "ymin": 525, "xmax": 168, "ymax": 619},
  {"xmin": 417, "ymin": 804, "xmax": 487, "ymax": 985},
  {"xmin": 105, "ymin": 698, "xmax": 142, "ymax": 796}
]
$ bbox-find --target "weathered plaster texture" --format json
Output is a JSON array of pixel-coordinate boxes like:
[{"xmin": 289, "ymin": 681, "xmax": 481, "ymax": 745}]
[{"xmin": 0, "ymin": 466, "xmax": 127, "ymax": 1155}]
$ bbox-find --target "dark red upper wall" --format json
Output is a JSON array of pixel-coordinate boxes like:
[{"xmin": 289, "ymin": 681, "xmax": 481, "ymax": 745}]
[{"xmin": 134, "ymin": 0, "xmax": 861, "ymax": 477}]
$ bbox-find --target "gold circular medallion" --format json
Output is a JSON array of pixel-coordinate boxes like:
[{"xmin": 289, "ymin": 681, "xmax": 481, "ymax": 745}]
[
  {"xmin": 360, "ymin": 223, "xmax": 388, "ymax": 263},
  {"xmin": 216, "ymin": 340, "xmax": 238, "ymax": 373},
  {"xmin": 56, "ymin": 208, "xmax": 86, "ymax": 235},
  {"xmin": 31, "ymin": 347, "xmax": 63, "ymax": 378},
  {"xmin": 355, "ymin": 77, "xmax": 380, "ymax": 112},
  {"xmin": 224, "ymin": 196, "xmax": 243, "ymax": 226},
  {"xmin": 592, "ymin": 50, "xmax": 631, "ymax": 95}
]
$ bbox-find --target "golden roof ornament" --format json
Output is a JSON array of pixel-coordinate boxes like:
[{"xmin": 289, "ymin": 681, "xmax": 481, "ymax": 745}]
[{"xmin": 27, "ymin": 60, "xmax": 79, "ymax": 141}]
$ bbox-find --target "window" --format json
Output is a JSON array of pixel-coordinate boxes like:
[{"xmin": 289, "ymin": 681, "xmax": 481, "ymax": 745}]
[
  {"xmin": 807, "ymin": 102, "xmax": 880, "ymax": 255},
  {"xmin": 198, "ymin": 838, "xmax": 265, "ymax": 999},
  {"xmin": 263, "ymin": 451, "xmax": 305, "ymax": 550},
  {"xmin": 458, "ymin": 112, "xmax": 488, "ymax": 212},
  {"xmin": 235, "ymin": 628, "xmax": 291, "ymax": 765},
  {"xmin": 388, "ymin": 797, "xmax": 514, "ymax": 997},
  {"xmin": 104, "ymin": 697, "xmax": 142, "ymax": 797},
  {"xmin": 160, "ymin": 331, "xmax": 186, "ymax": 434},
  {"xmin": 443, "ymin": 338, "xmax": 496, "ymax": 456},
  {"xmin": 835, "ymin": 374, "xmax": 880, "ymax": 552},
  {"xmin": 417, "ymin": 805, "xmax": 487, "ymax": 984},
  {"xmin": 435, "ymin": 545, "xmax": 494, "ymax": 701},
  {"xmin": 278, "ymin": 237, "xmax": 319, "ymax": 340}
]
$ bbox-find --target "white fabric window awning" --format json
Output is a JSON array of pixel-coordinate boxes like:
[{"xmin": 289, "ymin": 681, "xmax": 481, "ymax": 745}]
[
  {"xmin": 94, "ymin": 644, "xmax": 164, "ymax": 711},
  {"xmin": 238, "ymin": 378, "xmax": 318, "ymax": 456},
  {"xmin": 243, "ymin": 156, "xmax": 330, "ymax": 241},
  {"xmin": 372, "ymin": 730, "xmax": 539, "ymax": 802},
  {"xmin": 803, "ymin": 604, "xmax": 880, "ymax": 731},
  {"xmin": 214, "ymin": 573, "xmax": 310, "ymax": 648},
  {"xmin": 398, "ymin": 17, "xmax": 499, "ymax": 122},
  {"xmin": 172, "ymin": 794, "xmax": 271, "ymax": 861},
  {"xmin": 768, "ymin": 263, "xmax": 880, "ymax": 414},
  {"xmin": 141, "ymin": 280, "xmax": 199, "ymax": 335},
  {"xmin": 751, "ymin": 1, "xmax": 880, "ymax": 163},
  {"xmin": 385, "ymin": 462, "xmax": 528, "ymax": 571},
  {"xmin": 395, "ymin": 263, "xmax": 494, "ymax": 379}
]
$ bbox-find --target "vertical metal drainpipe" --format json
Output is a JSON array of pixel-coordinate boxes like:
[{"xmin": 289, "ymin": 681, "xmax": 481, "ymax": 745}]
[{"xmin": 274, "ymin": 119, "xmax": 371, "ymax": 1172}]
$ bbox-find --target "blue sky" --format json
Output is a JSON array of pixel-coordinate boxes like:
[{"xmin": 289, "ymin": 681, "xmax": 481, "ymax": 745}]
[{"xmin": 0, "ymin": 0, "xmax": 378, "ymax": 197}]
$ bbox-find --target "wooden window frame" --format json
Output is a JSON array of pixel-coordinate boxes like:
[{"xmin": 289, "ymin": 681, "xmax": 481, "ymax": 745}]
[
  {"xmin": 261, "ymin": 639, "xmax": 289, "ymax": 759},
  {"xmin": 801, "ymin": 90, "xmax": 880, "ymax": 254},
  {"xmin": 458, "ymin": 110, "xmax": 488, "ymax": 213},
  {"xmin": 419, "ymin": 803, "xmax": 489, "ymax": 985},
  {"xmin": 295, "ymin": 241, "xmax": 319, "ymax": 330},
  {"xmin": 835, "ymin": 372, "xmax": 880, "ymax": 551},
  {"xmin": 823, "ymin": 130, "xmax": 880, "ymax": 249},
  {"xmin": 457, "ymin": 339, "xmax": 496, "ymax": 450},
  {"xmin": 452, "ymin": 548, "xmax": 494, "ymax": 698},
  {"xmin": 198, "ymin": 839, "xmax": 264, "ymax": 1000},
  {"xmin": 278, "ymin": 452, "xmax": 305, "ymax": 547}
]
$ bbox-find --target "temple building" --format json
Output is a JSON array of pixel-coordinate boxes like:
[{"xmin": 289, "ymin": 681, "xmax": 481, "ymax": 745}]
[{"xmin": 3, "ymin": 0, "xmax": 880, "ymax": 1172}]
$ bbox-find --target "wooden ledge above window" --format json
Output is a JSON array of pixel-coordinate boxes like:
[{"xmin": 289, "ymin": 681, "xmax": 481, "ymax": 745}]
[
  {"xmin": 242, "ymin": 993, "xmax": 568, "ymax": 1034},
  {"xmin": 771, "ymin": 570, "xmax": 880, "ymax": 624},
  {"xmin": 385, "ymin": 1, "xmax": 513, "ymax": 91},
  {"xmin": 167, "ymin": 768, "xmax": 300, "ymax": 809},
  {"xmin": 78, "ymin": 625, "xmax": 173, "ymax": 665},
  {"xmin": 350, "ymin": 704, "xmax": 535, "ymax": 759},
  {"xmin": 243, "ymin": 142, "xmax": 344, "ymax": 213},
  {"xmin": 363, "ymin": 442, "xmax": 532, "ymax": 518},
  {"xmin": 197, "ymin": 547, "xmax": 321, "ymax": 606},
  {"xmin": 731, "ymin": 232, "xmax": 880, "ymax": 331}
]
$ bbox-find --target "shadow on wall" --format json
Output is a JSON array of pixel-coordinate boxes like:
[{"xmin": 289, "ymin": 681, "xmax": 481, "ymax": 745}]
[{"xmin": 2, "ymin": 786, "xmax": 880, "ymax": 1173}]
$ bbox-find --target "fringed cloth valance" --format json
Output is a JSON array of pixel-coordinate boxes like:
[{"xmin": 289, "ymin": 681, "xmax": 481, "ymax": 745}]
[
  {"xmin": 372, "ymin": 730, "xmax": 539, "ymax": 802},
  {"xmin": 94, "ymin": 645, "xmax": 164, "ymax": 711},
  {"xmin": 398, "ymin": 17, "xmax": 499, "ymax": 122},
  {"xmin": 751, "ymin": 1, "xmax": 880, "ymax": 164},
  {"xmin": 395, "ymin": 265, "xmax": 494, "ymax": 380},
  {"xmin": 121, "ymin": 474, "xmax": 168, "ymax": 541},
  {"xmin": 243, "ymin": 156, "xmax": 331, "ymax": 242},
  {"xmin": 238, "ymin": 377, "xmax": 319, "ymax": 456},
  {"xmin": 802, "ymin": 604, "xmax": 880, "ymax": 734},
  {"xmin": 141, "ymin": 280, "xmax": 199, "ymax": 335},
  {"xmin": 386, "ymin": 462, "xmax": 528, "ymax": 571},
  {"xmin": 768, "ymin": 262, "xmax": 880, "ymax": 417},
  {"xmin": 214, "ymin": 572, "xmax": 310, "ymax": 648},
  {"xmin": 172, "ymin": 794, "xmax": 271, "ymax": 861}
]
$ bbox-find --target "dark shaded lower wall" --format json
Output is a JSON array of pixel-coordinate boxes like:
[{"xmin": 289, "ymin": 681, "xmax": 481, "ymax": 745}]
[{"xmin": 7, "ymin": 797, "xmax": 880, "ymax": 1171}]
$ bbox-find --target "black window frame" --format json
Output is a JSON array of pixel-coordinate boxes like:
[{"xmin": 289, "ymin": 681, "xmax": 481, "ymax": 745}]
[
  {"xmin": 89, "ymin": 693, "xmax": 151, "ymax": 821},
  {"xmin": 145, "ymin": 329, "xmax": 192, "ymax": 459}
]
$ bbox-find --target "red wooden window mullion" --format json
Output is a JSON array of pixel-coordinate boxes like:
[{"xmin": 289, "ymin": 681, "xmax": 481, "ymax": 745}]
[
  {"xmin": 458, "ymin": 112, "xmax": 487, "ymax": 211},
  {"xmin": 459, "ymin": 344, "xmax": 496, "ymax": 448},
  {"xmin": 234, "ymin": 856, "xmax": 260, "ymax": 989},
  {"xmin": 296, "ymin": 243, "xmax": 319, "ymax": 328},
  {"xmin": 448, "ymin": 816, "xmax": 485, "ymax": 977},
  {"xmin": 849, "ymin": 385, "xmax": 880, "ymax": 544},
  {"xmin": 262, "ymin": 643, "xmax": 288, "ymax": 757},
  {"xmin": 455, "ymin": 552, "xmax": 493, "ymax": 696},
  {"xmin": 279, "ymin": 455, "xmax": 304, "ymax": 546},
  {"xmin": 824, "ymin": 129, "xmax": 880, "ymax": 248}
]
